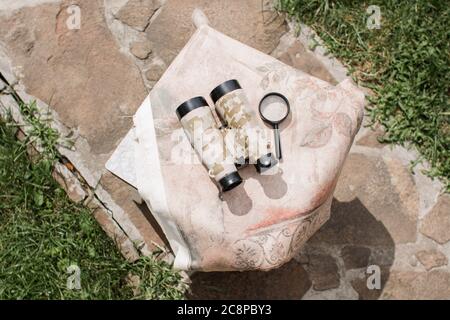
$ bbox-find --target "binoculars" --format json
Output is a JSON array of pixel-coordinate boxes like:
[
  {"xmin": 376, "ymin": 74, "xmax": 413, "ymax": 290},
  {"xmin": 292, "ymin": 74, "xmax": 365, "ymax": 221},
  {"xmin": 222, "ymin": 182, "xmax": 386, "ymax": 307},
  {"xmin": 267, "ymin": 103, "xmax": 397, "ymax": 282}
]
[{"xmin": 176, "ymin": 79, "xmax": 277, "ymax": 192}]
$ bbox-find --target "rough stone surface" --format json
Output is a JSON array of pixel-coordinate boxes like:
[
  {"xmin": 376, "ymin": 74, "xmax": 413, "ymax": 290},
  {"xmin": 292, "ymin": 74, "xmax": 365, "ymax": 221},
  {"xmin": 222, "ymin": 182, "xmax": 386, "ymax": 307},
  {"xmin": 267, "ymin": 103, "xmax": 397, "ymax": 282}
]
[
  {"xmin": 416, "ymin": 249, "xmax": 448, "ymax": 271},
  {"xmin": 381, "ymin": 271, "xmax": 450, "ymax": 300},
  {"xmin": 350, "ymin": 267, "xmax": 389, "ymax": 300},
  {"xmin": 355, "ymin": 124, "xmax": 385, "ymax": 148},
  {"xmin": 305, "ymin": 254, "xmax": 340, "ymax": 291},
  {"xmin": 277, "ymin": 40, "xmax": 336, "ymax": 84},
  {"xmin": 125, "ymin": 273, "xmax": 142, "ymax": 296},
  {"xmin": 0, "ymin": 1, "xmax": 147, "ymax": 155},
  {"xmin": 341, "ymin": 246, "xmax": 371, "ymax": 270},
  {"xmin": 420, "ymin": 195, "xmax": 450, "ymax": 244},
  {"xmin": 52, "ymin": 164, "xmax": 87, "ymax": 203},
  {"xmin": 144, "ymin": 63, "xmax": 165, "ymax": 82},
  {"xmin": 115, "ymin": 0, "xmax": 160, "ymax": 32},
  {"xmin": 309, "ymin": 197, "xmax": 396, "ymax": 247},
  {"xmin": 188, "ymin": 259, "xmax": 311, "ymax": 299},
  {"xmin": 91, "ymin": 203, "xmax": 140, "ymax": 262},
  {"xmin": 383, "ymin": 157, "xmax": 420, "ymax": 222},
  {"xmin": 332, "ymin": 153, "xmax": 418, "ymax": 244},
  {"xmin": 144, "ymin": 0, "xmax": 287, "ymax": 66},
  {"xmin": 130, "ymin": 40, "xmax": 153, "ymax": 60},
  {"xmin": 99, "ymin": 171, "xmax": 169, "ymax": 251}
]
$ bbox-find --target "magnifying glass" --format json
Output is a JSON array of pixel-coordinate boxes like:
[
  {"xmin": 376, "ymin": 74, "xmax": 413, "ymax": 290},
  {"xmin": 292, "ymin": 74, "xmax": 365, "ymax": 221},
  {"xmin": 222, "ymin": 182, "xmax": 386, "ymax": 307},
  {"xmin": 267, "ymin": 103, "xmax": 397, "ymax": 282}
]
[{"xmin": 258, "ymin": 92, "xmax": 290, "ymax": 160}]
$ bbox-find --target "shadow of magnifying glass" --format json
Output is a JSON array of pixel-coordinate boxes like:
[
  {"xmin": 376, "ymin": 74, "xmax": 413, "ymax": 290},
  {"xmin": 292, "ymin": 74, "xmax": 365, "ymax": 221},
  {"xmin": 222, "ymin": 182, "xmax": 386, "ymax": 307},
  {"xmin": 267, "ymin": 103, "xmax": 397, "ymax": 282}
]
[{"xmin": 258, "ymin": 92, "xmax": 291, "ymax": 160}]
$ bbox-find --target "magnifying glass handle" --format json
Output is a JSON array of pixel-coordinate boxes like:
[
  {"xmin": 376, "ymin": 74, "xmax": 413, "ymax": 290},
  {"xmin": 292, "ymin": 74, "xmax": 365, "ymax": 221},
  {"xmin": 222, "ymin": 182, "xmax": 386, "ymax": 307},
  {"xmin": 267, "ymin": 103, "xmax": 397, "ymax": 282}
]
[{"xmin": 274, "ymin": 124, "xmax": 282, "ymax": 160}]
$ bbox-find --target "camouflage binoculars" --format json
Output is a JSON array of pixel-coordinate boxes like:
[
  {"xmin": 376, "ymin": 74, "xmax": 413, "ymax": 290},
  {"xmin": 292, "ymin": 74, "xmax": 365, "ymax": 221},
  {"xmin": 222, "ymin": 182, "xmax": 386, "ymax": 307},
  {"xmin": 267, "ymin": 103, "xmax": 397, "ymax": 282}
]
[{"xmin": 176, "ymin": 79, "xmax": 276, "ymax": 192}]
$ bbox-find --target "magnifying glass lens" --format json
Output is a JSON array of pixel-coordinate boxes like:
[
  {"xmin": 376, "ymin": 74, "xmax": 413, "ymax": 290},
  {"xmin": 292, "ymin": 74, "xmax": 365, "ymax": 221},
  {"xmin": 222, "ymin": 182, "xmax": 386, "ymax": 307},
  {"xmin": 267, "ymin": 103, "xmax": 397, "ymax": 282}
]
[
  {"xmin": 259, "ymin": 95, "xmax": 289, "ymax": 122},
  {"xmin": 258, "ymin": 93, "xmax": 290, "ymax": 160}
]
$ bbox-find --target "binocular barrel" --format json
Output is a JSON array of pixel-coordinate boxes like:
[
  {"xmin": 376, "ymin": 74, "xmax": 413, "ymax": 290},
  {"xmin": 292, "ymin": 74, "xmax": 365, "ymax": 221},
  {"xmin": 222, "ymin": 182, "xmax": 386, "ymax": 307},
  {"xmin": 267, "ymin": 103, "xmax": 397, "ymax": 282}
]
[
  {"xmin": 175, "ymin": 80, "xmax": 277, "ymax": 192},
  {"xmin": 210, "ymin": 79, "xmax": 275, "ymax": 172},
  {"xmin": 176, "ymin": 97, "xmax": 242, "ymax": 192}
]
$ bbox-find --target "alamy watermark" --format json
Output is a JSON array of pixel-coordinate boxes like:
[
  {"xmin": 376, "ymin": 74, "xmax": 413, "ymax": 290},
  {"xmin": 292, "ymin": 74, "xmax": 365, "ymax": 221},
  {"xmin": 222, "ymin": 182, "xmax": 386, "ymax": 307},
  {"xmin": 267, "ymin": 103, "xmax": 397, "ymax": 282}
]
[
  {"xmin": 66, "ymin": 5, "xmax": 81, "ymax": 30},
  {"xmin": 366, "ymin": 265, "xmax": 381, "ymax": 290},
  {"xmin": 67, "ymin": 264, "xmax": 81, "ymax": 290},
  {"xmin": 366, "ymin": 5, "xmax": 381, "ymax": 29}
]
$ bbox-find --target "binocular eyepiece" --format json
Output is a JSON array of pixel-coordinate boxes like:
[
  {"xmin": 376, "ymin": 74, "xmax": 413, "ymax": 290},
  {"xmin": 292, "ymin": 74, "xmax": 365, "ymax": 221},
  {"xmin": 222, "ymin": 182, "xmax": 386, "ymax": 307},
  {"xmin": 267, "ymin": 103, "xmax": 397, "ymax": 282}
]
[{"xmin": 176, "ymin": 80, "xmax": 277, "ymax": 192}]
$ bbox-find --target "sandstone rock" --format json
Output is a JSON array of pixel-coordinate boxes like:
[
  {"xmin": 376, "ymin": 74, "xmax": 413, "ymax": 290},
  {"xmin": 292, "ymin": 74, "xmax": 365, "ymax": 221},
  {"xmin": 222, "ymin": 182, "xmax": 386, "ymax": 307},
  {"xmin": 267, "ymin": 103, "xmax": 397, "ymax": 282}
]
[
  {"xmin": 356, "ymin": 125, "xmax": 385, "ymax": 148},
  {"xmin": 341, "ymin": 246, "xmax": 371, "ymax": 270},
  {"xmin": 368, "ymin": 247, "xmax": 396, "ymax": 268},
  {"xmin": 5, "ymin": 25, "xmax": 35, "ymax": 57},
  {"xmin": 116, "ymin": 0, "xmax": 160, "ymax": 32},
  {"xmin": 309, "ymin": 197, "xmax": 396, "ymax": 248},
  {"xmin": 91, "ymin": 205, "xmax": 140, "ymax": 262},
  {"xmin": 409, "ymin": 255, "xmax": 418, "ymax": 267},
  {"xmin": 99, "ymin": 171, "xmax": 168, "ymax": 251},
  {"xmin": 295, "ymin": 251, "xmax": 309, "ymax": 264},
  {"xmin": 125, "ymin": 273, "xmax": 141, "ymax": 296},
  {"xmin": 0, "ymin": 1, "xmax": 147, "ymax": 155},
  {"xmin": 419, "ymin": 195, "xmax": 450, "ymax": 244},
  {"xmin": 277, "ymin": 40, "xmax": 336, "ymax": 84},
  {"xmin": 384, "ymin": 157, "xmax": 419, "ymax": 222},
  {"xmin": 306, "ymin": 254, "xmax": 340, "ymax": 291},
  {"xmin": 145, "ymin": 0, "xmax": 287, "ymax": 66},
  {"xmin": 332, "ymin": 153, "xmax": 418, "ymax": 244},
  {"xmin": 381, "ymin": 270, "xmax": 450, "ymax": 300},
  {"xmin": 52, "ymin": 163, "xmax": 87, "ymax": 203},
  {"xmin": 416, "ymin": 249, "xmax": 448, "ymax": 271},
  {"xmin": 130, "ymin": 41, "xmax": 153, "ymax": 59},
  {"xmin": 350, "ymin": 267, "xmax": 389, "ymax": 300},
  {"xmin": 188, "ymin": 259, "xmax": 311, "ymax": 299},
  {"xmin": 145, "ymin": 63, "xmax": 165, "ymax": 82}
]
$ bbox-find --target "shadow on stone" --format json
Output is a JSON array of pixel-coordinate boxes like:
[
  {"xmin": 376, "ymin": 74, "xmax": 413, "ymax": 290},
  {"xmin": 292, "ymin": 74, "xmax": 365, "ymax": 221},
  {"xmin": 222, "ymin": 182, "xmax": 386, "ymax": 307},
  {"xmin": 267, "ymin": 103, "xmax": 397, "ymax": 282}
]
[
  {"xmin": 188, "ymin": 197, "xmax": 395, "ymax": 300},
  {"xmin": 306, "ymin": 197, "xmax": 395, "ymax": 299},
  {"xmin": 188, "ymin": 259, "xmax": 311, "ymax": 300},
  {"xmin": 134, "ymin": 200, "xmax": 172, "ymax": 250}
]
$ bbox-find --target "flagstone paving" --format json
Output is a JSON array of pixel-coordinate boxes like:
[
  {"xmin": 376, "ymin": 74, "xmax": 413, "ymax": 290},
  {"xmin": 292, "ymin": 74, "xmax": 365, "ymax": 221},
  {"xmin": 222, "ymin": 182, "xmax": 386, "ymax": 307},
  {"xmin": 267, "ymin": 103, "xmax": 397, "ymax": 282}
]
[{"xmin": 0, "ymin": 0, "xmax": 448, "ymax": 299}]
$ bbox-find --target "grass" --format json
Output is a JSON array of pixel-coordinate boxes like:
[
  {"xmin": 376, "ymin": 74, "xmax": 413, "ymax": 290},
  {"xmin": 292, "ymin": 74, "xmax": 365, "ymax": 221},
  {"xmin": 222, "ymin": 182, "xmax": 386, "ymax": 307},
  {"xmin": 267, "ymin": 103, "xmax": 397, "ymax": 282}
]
[
  {"xmin": 278, "ymin": 0, "xmax": 450, "ymax": 192},
  {"xmin": 0, "ymin": 101, "xmax": 184, "ymax": 299}
]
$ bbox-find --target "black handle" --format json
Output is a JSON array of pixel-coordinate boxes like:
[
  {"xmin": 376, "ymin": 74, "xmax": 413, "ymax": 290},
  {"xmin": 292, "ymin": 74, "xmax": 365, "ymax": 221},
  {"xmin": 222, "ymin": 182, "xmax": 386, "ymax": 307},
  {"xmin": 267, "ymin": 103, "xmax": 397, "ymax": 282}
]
[{"xmin": 274, "ymin": 124, "xmax": 282, "ymax": 160}]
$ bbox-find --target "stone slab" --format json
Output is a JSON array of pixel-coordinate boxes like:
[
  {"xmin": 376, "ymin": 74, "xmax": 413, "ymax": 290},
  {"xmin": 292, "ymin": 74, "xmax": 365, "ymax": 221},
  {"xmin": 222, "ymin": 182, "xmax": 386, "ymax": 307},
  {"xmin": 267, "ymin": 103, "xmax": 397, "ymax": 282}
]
[{"xmin": 188, "ymin": 259, "xmax": 311, "ymax": 299}]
